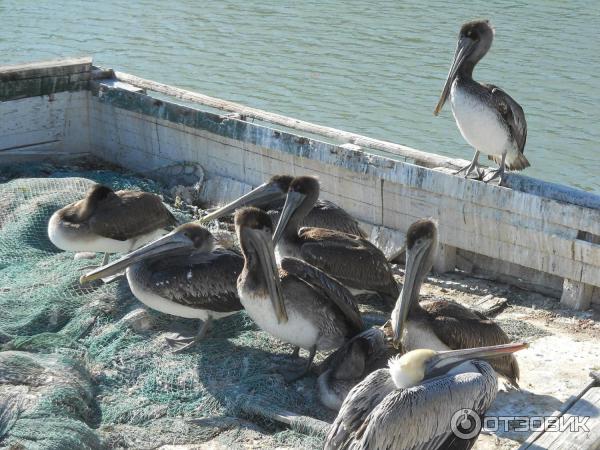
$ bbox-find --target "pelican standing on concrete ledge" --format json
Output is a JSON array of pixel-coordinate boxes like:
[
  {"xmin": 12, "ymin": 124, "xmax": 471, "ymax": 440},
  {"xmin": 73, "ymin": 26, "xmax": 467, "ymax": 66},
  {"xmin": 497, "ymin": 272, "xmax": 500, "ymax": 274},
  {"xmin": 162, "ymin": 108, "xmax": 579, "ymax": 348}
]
[
  {"xmin": 198, "ymin": 174, "xmax": 367, "ymax": 238},
  {"xmin": 80, "ymin": 223, "xmax": 243, "ymax": 352},
  {"xmin": 48, "ymin": 184, "xmax": 177, "ymax": 266},
  {"xmin": 325, "ymin": 343, "xmax": 527, "ymax": 450},
  {"xmin": 235, "ymin": 207, "xmax": 363, "ymax": 381},
  {"xmin": 392, "ymin": 218, "xmax": 520, "ymax": 387},
  {"xmin": 434, "ymin": 20, "xmax": 528, "ymax": 182},
  {"xmin": 272, "ymin": 176, "xmax": 399, "ymax": 305}
]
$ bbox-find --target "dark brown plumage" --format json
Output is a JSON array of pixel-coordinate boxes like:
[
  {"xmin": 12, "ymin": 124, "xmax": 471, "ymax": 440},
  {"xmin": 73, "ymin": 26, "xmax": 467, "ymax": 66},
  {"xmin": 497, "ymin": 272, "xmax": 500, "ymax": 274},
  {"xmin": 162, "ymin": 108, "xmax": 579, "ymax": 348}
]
[
  {"xmin": 280, "ymin": 257, "xmax": 363, "ymax": 334},
  {"xmin": 79, "ymin": 223, "xmax": 243, "ymax": 352},
  {"xmin": 235, "ymin": 207, "xmax": 363, "ymax": 381},
  {"xmin": 484, "ymin": 84, "xmax": 528, "ymax": 170},
  {"xmin": 405, "ymin": 218, "xmax": 437, "ymax": 249},
  {"xmin": 136, "ymin": 249, "xmax": 243, "ymax": 312},
  {"xmin": 297, "ymin": 228, "xmax": 398, "ymax": 301},
  {"xmin": 49, "ymin": 184, "xmax": 177, "ymax": 260},
  {"xmin": 420, "ymin": 299, "xmax": 519, "ymax": 387},
  {"xmin": 62, "ymin": 184, "xmax": 177, "ymax": 241},
  {"xmin": 256, "ymin": 175, "xmax": 367, "ymax": 237},
  {"xmin": 273, "ymin": 176, "xmax": 398, "ymax": 305},
  {"xmin": 434, "ymin": 20, "xmax": 529, "ymax": 181},
  {"xmin": 268, "ymin": 199, "xmax": 367, "ymax": 238},
  {"xmin": 202, "ymin": 174, "xmax": 367, "ymax": 238},
  {"xmin": 392, "ymin": 218, "xmax": 520, "ymax": 387},
  {"xmin": 318, "ymin": 327, "xmax": 394, "ymax": 410}
]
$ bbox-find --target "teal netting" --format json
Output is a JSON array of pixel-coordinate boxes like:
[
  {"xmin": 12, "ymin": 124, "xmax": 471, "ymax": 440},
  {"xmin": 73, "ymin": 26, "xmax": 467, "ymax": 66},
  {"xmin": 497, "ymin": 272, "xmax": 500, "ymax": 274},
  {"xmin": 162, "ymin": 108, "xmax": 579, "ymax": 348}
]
[{"xmin": 0, "ymin": 162, "xmax": 333, "ymax": 449}]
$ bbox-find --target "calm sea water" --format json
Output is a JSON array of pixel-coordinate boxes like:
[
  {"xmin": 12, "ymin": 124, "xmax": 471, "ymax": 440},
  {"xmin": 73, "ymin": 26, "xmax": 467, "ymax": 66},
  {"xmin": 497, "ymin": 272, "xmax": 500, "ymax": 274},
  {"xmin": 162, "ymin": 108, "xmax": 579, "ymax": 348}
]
[{"xmin": 1, "ymin": 1, "xmax": 599, "ymax": 192}]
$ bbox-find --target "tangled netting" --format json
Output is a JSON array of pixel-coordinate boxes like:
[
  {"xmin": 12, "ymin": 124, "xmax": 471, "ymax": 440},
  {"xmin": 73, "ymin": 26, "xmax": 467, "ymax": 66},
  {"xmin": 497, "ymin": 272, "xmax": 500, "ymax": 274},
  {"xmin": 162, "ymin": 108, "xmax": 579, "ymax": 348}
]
[{"xmin": 0, "ymin": 162, "xmax": 335, "ymax": 449}]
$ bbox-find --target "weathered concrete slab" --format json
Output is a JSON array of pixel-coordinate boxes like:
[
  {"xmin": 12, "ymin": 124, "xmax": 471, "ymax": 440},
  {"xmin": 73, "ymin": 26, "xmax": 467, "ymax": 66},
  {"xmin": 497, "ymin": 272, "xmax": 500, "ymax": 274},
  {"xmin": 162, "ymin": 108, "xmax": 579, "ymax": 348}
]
[
  {"xmin": 0, "ymin": 91, "xmax": 91, "ymax": 164},
  {"xmin": 86, "ymin": 81, "xmax": 600, "ymax": 307},
  {"xmin": 0, "ymin": 56, "xmax": 92, "ymax": 81},
  {"xmin": 4, "ymin": 58, "xmax": 600, "ymax": 308},
  {"xmin": 561, "ymin": 280, "xmax": 594, "ymax": 311},
  {"xmin": 481, "ymin": 335, "xmax": 600, "ymax": 447},
  {"xmin": 0, "ymin": 57, "xmax": 92, "ymax": 101}
]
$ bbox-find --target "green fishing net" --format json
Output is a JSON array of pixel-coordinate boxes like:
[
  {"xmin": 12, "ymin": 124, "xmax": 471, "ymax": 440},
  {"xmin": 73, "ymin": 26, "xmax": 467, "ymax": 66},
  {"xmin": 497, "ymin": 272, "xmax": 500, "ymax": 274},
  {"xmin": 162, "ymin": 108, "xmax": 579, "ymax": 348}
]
[{"xmin": 0, "ymin": 161, "xmax": 333, "ymax": 449}]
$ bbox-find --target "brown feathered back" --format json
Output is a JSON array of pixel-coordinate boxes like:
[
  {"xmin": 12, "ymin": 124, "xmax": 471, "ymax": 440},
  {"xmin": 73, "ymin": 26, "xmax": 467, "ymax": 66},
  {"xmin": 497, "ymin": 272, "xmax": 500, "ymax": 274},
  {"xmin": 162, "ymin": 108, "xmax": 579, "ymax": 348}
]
[
  {"xmin": 88, "ymin": 190, "xmax": 177, "ymax": 241},
  {"xmin": 421, "ymin": 299, "xmax": 520, "ymax": 387}
]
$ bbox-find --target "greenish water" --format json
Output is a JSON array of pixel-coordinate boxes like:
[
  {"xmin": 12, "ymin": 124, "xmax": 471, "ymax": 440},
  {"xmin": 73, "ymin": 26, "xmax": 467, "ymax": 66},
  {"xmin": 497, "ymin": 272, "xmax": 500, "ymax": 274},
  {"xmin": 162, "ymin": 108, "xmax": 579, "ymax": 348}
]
[{"xmin": 1, "ymin": 1, "xmax": 599, "ymax": 192}]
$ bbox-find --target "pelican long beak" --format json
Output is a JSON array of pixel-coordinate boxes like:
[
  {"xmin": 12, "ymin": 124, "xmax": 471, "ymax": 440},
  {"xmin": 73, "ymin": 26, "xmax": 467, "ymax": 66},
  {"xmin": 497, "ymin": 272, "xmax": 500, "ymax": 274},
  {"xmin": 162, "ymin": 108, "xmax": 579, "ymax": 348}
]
[
  {"xmin": 198, "ymin": 183, "xmax": 284, "ymax": 223},
  {"xmin": 246, "ymin": 228, "xmax": 288, "ymax": 324},
  {"xmin": 79, "ymin": 231, "xmax": 193, "ymax": 284},
  {"xmin": 391, "ymin": 239, "xmax": 432, "ymax": 347},
  {"xmin": 434, "ymin": 36, "xmax": 475, "ymax": 115},
  {"xmin": 272, "ymin": 191, "xmax": 306, "ymax": 245},
  {"xmin": 426, "ymin": 342, "xmax": 529, "ymax": 377}
]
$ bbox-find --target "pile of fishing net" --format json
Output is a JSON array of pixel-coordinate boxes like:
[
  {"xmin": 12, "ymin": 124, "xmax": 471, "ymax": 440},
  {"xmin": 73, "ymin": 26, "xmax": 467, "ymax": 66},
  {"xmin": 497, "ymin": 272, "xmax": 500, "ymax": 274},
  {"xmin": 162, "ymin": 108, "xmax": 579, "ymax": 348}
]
[{"xmin": 0, "ymin": 161, "xmax": 344, "ymax": 449}]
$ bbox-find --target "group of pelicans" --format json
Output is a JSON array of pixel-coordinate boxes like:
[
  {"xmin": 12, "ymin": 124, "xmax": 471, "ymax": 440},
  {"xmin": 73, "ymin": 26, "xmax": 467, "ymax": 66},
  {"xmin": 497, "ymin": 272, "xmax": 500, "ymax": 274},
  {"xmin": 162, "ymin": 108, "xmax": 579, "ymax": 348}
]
[
  {"xmin": 46, "ymin": 20, "xmax": 531, "ymax": 450},
  {"xmin": 49, "ymin": 175, "xmax": 524, "ymax": 449}
]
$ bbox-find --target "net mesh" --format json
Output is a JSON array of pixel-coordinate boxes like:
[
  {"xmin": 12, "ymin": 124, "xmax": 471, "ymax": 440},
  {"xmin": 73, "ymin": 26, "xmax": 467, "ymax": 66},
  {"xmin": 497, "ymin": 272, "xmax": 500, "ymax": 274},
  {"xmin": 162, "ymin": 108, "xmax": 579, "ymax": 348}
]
[{"xmin": 0, "ymin": 162, "xmax": 334, "ymax": 449}]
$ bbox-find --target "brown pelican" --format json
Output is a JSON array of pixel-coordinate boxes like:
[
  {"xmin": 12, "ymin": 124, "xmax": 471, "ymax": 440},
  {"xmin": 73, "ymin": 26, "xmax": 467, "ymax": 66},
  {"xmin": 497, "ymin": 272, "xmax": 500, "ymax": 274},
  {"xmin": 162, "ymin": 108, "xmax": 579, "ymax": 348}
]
[
  {"xmin": 318, "ymin": 326, "xmax": 395, "ymax": 410},
  {"xmin": 48, "ymin": 184, "xmax": 177, "ymax": 266},
  {"xmin": 235, "ymin": 207, "xmax": 363, "ymax": 381},
  {"xmin": 272, "ymin": 176, "xmax": 398, "ymax": 305},
  {"xmin": 392, "ymin": 218, "xmax": 520, "ymax": 386},
  {"xmin": 80, "ymin": 223, "xmax": 243, "ymax": 352},
  {"xmin": 434, "ymin": 20, "xmax": 528, "ymax": 182},
  {"xmin": 199, "ymin": 174, "xmax": 367, "ymax": 238},
  {"xmin": 325, "ymin": 342, "xmax": 528, "ymax": 450}
]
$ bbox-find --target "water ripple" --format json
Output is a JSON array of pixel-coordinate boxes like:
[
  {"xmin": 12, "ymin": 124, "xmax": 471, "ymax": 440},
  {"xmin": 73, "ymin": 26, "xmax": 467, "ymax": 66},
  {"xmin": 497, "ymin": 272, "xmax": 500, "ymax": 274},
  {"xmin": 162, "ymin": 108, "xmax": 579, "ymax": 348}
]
[{"xmin": 1, "ymin": 0, "xmax": 599, "ymax": 191}]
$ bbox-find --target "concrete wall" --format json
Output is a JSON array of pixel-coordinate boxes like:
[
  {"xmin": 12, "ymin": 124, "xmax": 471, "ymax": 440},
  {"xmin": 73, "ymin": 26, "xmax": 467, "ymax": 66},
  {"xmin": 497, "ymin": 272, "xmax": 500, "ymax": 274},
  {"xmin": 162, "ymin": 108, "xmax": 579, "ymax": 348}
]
[
  {"xmin": 87, "ymin": 81, "xmax": 600, "ymax": 309},
  {"xmin": 2, "ymin": 57, "xmax": 599, "ymax": 309},
  {"xmin": 0, "ymin": 58, "xmax": 91, "ymax": 163}
]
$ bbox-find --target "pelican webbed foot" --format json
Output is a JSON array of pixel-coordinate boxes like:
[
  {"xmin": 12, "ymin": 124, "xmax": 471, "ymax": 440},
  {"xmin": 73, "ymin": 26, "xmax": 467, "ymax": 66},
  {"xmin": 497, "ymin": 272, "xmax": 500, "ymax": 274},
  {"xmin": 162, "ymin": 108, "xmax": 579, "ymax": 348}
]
[
  {"xmin": 166, "ymin": 317, "xmax": 212, "ymax": 353},
  {"xmin": 278, "ymin": 346, "xmax": 316, "ymax": 382},
  {"xmin": 483, "ymin": 167, "xmax": 504, "ymax": 183},
  {"xmin": 484, "ymin": 152, "xmax": 507, "ymax": 184},
  {"xmin": 79, "ymin": 252, "xmax": 111, "ymax": 268},
  {"xmin": 484, "ymin": 161, "xmax": 506, "ymax": 184},
  {"xmin": 454, "ymin": 150, "xmax": 482, "ymax": 178}
]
